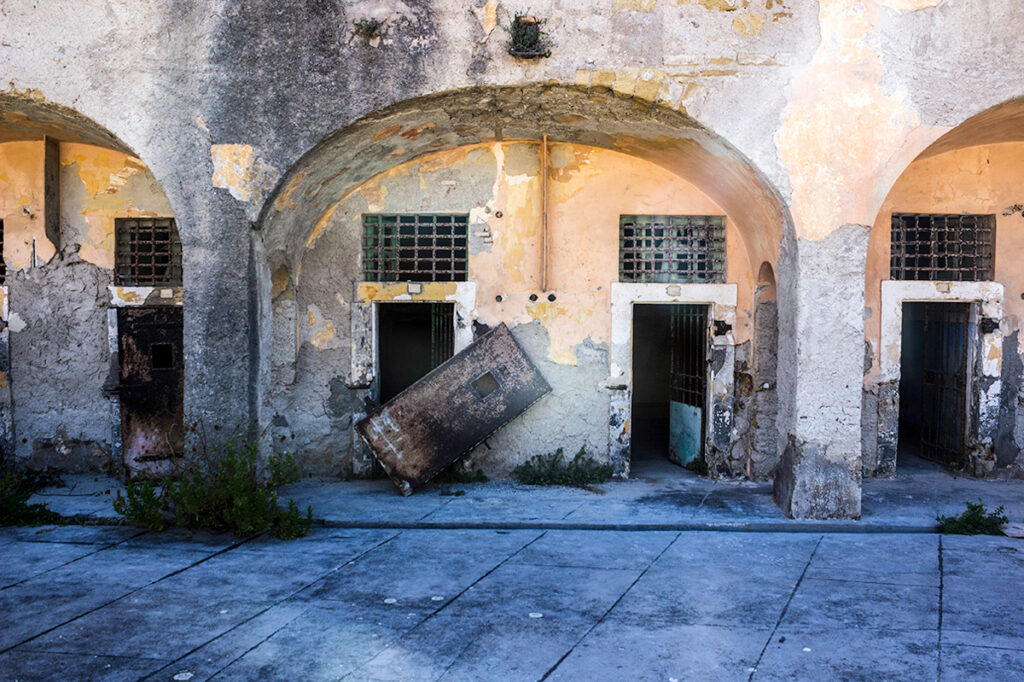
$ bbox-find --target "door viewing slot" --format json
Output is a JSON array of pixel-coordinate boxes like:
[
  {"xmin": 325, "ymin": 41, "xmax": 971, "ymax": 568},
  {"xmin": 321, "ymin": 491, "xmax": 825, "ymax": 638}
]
[{"xmin": 898, "ymin": 302, "xmax": 970, "ymax": 467}]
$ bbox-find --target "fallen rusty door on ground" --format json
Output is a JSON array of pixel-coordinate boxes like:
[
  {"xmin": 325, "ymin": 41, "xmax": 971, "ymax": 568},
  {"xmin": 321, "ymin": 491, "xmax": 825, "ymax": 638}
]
[
  {"xmin": 356, "ymin": 323, "xmax": 551, "ymax": 495},
  {"xmin": 118, "ymin": 307, "xmax": 184, "ymax": 476}
]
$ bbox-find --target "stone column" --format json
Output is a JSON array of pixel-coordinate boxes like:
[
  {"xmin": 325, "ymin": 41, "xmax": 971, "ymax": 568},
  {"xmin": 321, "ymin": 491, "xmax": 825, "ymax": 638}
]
[{"xmin": 773, "ymin": 224, "xmax": 870, "ymax": 519}]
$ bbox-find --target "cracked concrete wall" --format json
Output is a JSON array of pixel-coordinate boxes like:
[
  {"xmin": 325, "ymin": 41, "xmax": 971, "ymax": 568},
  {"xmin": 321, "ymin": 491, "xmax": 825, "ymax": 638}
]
[
  {"xmin": 864, "ymin": 142, "xmax": 1024, "ymax": 476},
  {"xmin": 274, "ymin": 141, "xmax": 758, "ymax": 476},
  {"xmin": 0, "ymin": 141, "xmax": 173, "ymax": 471}
]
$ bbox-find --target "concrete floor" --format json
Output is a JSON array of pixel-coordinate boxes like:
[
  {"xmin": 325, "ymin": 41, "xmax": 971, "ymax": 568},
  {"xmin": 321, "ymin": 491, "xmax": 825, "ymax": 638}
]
[
  {"xmin": 10, "ymin": 456, "xmax": 1024, "ymax": 680},
  {"xmin": 31, "ymin": 455, "xmax": 1024, "ymax": 532},
  {"xmin": 2, "ymin": 524, "xmax": 1023, "ymax": 681}
]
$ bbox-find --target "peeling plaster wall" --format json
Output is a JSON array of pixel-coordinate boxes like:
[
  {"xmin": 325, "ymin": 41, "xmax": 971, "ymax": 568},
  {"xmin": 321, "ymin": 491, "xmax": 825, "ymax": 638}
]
[
  {"xmin": 864, "ymin": 142, "xmax": 1024, "ymax": 475},
  {"xmin": 1, "ymin": 0, "xmax": 1024, "ymax": 511},
  {"xmin": 1, "ymin": 141, "xmax": 173, "ymax": 470},
  {"xmin": 273, "ymin": 141, "xmax": 759, "ymax": 476}
]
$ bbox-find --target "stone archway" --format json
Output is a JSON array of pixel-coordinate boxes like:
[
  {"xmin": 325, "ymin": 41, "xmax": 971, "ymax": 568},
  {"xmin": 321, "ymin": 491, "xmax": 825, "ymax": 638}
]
[
  {"xmin": 254, "ymin": 84, "xmax": 795, "ymax": 479},
  {"xmin": 0, "ymin": 94, "xmax": 182, "ymax": 475},
  {"xmin": 864, "ymin": 98, "xmax": 1024, "ymax": 478}
]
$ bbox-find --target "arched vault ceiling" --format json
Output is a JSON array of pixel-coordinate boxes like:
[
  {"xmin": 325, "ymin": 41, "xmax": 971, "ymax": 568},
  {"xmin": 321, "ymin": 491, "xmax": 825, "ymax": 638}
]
[
  {"xmin": 917, "ymin": 98, "xmax": 1024, "ymax": 161},
  {"xmin": 259, "ymin": 85, "xmax": 790, "ymax": 271},
  {"xmin": 0, "ymin": 94, "xmax": 133, "ymax": 153}
]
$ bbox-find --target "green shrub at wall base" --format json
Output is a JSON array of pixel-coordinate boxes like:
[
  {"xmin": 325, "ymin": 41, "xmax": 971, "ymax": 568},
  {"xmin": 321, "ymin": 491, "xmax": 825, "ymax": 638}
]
[
  {"xmin": 113, "ymin": 441, "xmax": 313, "ymax": 540},
  {"xmin": 937, "ymin": 499, "xmax": 1008, "ymax": 535},
  {"xmin": 512, "ymin": 446, "xmax": 612, "ymax": 487}
]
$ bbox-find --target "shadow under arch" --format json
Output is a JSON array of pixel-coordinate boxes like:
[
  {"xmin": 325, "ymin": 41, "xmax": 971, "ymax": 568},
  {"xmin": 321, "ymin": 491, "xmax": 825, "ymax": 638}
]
[
  {"xmin": 256, "ymin": 84, "xmax": 794, "ymax": 272},
  {"xmin": 864, "ymin": 97, "xmax": 1024, "ymax": 477},
  {"xmin": 0, "ymin": 93, "xmax": 135, "ymax": 154}
]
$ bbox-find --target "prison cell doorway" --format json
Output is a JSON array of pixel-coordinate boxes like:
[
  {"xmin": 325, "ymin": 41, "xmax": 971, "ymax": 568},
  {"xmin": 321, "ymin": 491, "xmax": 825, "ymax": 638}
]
[
  {"xmin": 897, "ymin": 302, "xmax": 970, "ymax": 468},
  {"xmin": 377, "ymin": 302, "xmax": 454, "ymax": 404},
  {"xmin": 631, "ymin": 304, "xmax": 708, "ymax": 468},
  {"xmin": 118, "ymin": 307, "xmax": 184, "ymax": 476}
]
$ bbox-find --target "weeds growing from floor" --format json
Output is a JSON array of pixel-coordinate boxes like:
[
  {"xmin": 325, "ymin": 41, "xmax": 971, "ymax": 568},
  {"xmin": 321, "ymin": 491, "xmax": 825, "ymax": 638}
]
[
  {"xmin": 114, "ymin": 437, "xmax": 313, "ymax": 540},
  {"xmin": 0, "ymin": 467, "xmax": 64, "ymax": 526},
  {"xmin": 936, "ymin": 499, "xmax": 1007, "ymax": 535},
  {"xmin": 511, "ymin": 446, "xmax": 612, "ymax": 487}
]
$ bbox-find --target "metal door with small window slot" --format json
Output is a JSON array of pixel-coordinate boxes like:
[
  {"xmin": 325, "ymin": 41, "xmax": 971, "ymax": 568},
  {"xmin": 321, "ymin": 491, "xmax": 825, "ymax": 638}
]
[
  {"xmin": 668, "ymin": 305, "xmax": 708, "ymax": 466},
  {"xmin": 118, "ymin": 308, "xmax": 184, "ymax": 476}
]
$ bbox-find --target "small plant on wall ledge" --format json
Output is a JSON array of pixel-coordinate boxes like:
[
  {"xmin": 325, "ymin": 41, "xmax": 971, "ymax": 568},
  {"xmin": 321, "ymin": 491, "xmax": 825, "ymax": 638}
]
[
  {"xmin": 506, "ymin": 11, "xmax": 551, "ymax": 59},
  {"xmin": 353, "ymin": 17, "xmax": 387, "ymax": 46}
]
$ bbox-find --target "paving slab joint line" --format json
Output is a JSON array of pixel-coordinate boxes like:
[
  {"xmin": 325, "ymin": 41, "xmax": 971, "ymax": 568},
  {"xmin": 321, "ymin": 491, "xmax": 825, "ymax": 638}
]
[
  {"xmin": 313, "ymin": 519, "xmax": 942, "ymax": 533},
  {"xmin": 29, "ymin": 514, "xmax": 943, "ymax": 533}
]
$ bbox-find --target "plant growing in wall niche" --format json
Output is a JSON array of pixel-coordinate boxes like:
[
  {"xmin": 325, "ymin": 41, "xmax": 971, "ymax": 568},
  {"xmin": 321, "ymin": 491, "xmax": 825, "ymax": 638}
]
[
  {"xmin": 506, "ymin": 11, "xmax": 551, "ymax": 59},
  {"xmin": 352, "ymin": 17, "xmax": 387, "ymax": 45}
]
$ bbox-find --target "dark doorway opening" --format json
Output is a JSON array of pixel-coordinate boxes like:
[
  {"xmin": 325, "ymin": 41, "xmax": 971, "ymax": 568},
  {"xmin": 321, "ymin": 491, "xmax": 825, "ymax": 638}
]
[
  {"xmin": 118, "ymin": 307, "xmax": 184, "ymax": 476},
  {"xmin": 631, "ymin": 304, "xmax": 708, "ymax": 467},
  {"xmin": 377, "ymin": 302, "xmax": 454, "ymax": 404},
  {"xmin": 898, "ymin": 302, "xmax": 970, "ymax": 468}
]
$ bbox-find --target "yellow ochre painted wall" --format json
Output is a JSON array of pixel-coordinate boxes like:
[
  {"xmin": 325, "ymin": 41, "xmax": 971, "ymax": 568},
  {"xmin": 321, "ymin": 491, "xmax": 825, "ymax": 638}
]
[
  {"xmin": 0, "ymin": 141, "xmax": 173, "ymax": 273},
  {"xmin": 304, "ymin": 141, "xmax": 757, "ymax": 365}
]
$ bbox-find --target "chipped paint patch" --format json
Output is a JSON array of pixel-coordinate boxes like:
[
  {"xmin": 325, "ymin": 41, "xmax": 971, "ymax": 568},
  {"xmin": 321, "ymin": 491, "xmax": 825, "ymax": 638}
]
[
  {"xmin": 306, "ymin": 303, "xmax": 341, "ymax": 350},
  {"xmin": 7, "ymin": 312, "xmax": 26, "ymax": 333},
  {"xmin": 616, "ymin": 0, "xmax": 657, "ymax": 11},
  {"xmin": 357, "ymin": 281, "xmax": 459, "ymax": 302},
  {"xmin": 732, "ymin": 12, "xmax": 765, "ymax": 35},
  {"xmin": 211, "ymin": 144, "xmax": 278, "ymax": 219},
  {"xmin": 109, "ymin": 286, "xmax": 183, "ymax": 307},
  {"xmin": 61, "ymin": 143, "xmax": 173, "ymax": 270},
  {"xmin": 473, "ymin": 0, "xmax": 497, "ymax": 39},
  {"xmin": 274, "ymin": 171, "xmax": 307, "ymax": 212}
]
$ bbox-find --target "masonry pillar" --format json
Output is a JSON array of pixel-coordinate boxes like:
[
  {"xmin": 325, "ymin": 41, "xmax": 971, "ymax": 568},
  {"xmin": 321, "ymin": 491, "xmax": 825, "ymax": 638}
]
[
  {"xmin": 164, "ymin": 165, "xmax": 256, "ymax": 444},
  {"xmin": 773, "ymin": 224, "xmax": 870, "ymax": 519}
]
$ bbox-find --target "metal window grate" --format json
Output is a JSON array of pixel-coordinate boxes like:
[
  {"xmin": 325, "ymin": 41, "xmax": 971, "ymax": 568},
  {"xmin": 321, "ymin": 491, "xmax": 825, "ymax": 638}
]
[
  {"xmin": 363, "ymin": 214, "xmax": 469, "ymax": 282},
  {"xmin": 619, "ymin": 215, "xmax": 726, "ymax": 283},
  {"xmin": 890, "ymin": 213, "xmax": 995, "ymax": 281},
  {"xmin": 0, "ymin": 219, "xmax": 5, "ymax": 285},
  {"xmin": 115, "ymin": 218, "xmax": 182, "ymax": 286}
]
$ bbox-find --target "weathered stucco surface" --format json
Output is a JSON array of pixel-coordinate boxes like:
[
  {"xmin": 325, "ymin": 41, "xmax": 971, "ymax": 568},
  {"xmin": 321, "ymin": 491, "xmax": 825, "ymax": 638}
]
[
  {"xmin": 273, "ymin": 141, "xmax": 760, "ymax": 476},
  {"xmin": 0, "ymin": 0, "xmax": 1023, "ymax": 517},
  {"xmin": 0, "ymin": 141, "xmax": 174, "ymax": 471}
]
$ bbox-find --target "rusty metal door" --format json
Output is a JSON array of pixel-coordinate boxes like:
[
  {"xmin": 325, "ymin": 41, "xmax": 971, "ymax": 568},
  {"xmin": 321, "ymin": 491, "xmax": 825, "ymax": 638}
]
[
  {"xmin": 357, "ymin": 323, "xmax": 550, "ymax": 495},
  {"xmin": 118, "ymin": 307, "xmax": 184, "ymax": 476},
  {"xmin": 899, "ymin": 302, "xmax": 969, "ymax": 466},
  {"xmin": 668, "ymin": 304, "xmax": 708, "ymax": 466}
]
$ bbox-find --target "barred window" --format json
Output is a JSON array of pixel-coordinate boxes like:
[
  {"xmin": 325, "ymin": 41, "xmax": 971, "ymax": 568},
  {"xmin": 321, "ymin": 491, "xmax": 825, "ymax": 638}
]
[
  {"xmin": 619, "ymin": 215, "xmax": 726, "ymax": 284},
  {"xmin": 362, "ymin": 214, "xmax": 469, "ymax": 282},
  {"xmin": 114, "ymin": 218, "xmax": 182, "ymax": 286},
  {"xmin": 890, "ymin": 213, "xmax": 995, "ymax": 282}
]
